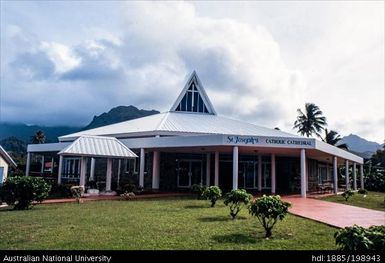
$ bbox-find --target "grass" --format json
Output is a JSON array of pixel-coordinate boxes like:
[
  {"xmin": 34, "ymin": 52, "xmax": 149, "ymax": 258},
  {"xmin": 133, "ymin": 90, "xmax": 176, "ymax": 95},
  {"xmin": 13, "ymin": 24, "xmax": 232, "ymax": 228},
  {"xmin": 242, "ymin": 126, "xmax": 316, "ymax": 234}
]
[
  {"xmin": 0, "ymin": 197, "xmax": 338, "ymax": 250},
  {"xmin": 321, "ymin": 191, "xmax": 385, "ymax": 212}
]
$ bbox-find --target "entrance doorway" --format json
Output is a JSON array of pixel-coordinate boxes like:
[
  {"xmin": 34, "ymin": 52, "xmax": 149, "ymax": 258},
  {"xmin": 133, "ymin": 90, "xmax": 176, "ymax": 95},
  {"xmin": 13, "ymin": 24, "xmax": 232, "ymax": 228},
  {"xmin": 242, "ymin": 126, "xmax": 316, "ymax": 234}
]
[{"xmin": 177, "ymin": 160, "xmax": 203, "ymax": 188}]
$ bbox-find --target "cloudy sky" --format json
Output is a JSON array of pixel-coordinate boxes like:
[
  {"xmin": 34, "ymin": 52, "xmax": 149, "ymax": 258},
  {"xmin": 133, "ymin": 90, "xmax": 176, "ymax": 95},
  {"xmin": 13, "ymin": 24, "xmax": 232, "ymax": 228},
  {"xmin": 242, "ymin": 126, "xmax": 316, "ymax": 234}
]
[{"xmin": 1, "ymin": 1, "xmax": 384, "ymax": 143}]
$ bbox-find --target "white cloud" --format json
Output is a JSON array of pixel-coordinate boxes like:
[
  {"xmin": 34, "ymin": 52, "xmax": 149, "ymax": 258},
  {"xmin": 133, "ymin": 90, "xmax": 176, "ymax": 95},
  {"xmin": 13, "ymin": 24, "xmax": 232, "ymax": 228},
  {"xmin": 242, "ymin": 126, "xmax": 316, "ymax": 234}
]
[
  {"xmin": 40, "ymin": 41, "xmax": 81, "ymax": 73},
  {"xmin": 1, "ymin": 1, "xmax": 383, "ymax": 143}
]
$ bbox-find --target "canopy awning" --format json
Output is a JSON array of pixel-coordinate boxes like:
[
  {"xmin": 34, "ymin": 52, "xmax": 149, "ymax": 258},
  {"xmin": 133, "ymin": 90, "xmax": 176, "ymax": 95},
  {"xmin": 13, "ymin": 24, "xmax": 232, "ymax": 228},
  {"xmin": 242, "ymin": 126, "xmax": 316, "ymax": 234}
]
[{"xmin": 58, "ymin": 135, "xmax": 137, "ymax": 159}]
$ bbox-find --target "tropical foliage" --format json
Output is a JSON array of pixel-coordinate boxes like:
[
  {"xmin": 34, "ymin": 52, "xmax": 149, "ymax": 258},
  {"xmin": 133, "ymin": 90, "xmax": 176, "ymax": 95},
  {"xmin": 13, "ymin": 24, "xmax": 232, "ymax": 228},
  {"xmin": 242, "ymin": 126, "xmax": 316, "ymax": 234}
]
[
  {"xmin": 249, "ymin": 195, "xmax": 291, "ymax": 238},
  {"xmin": 322, "ymin": 129, "xmax": 348, "ymax": 149},
  {"xmin": 191, "ymin": 184, "xmax": 207, "ymax": 200},
  {"xmin": 293, "ymin": 103, "xmax": 327, "ymax": 138},
  {"xmin": 223, "ymin": 189, "xmax": 252, "ymax": 219},
  {"xmin": 334, "ymin": 225, "xmax": 385, "ymax": 250},
  {"xmin": 31, "ymin": 130, "xmax": 46, "ymax": 144},
  {"xmin": 364, "ymin": 146, "xmax": 385, "ymax": 192},
  {"xmin": 202, "ymin": 186, "xmax": 222, "ymax": 207},
  {"xmin": 0, "ymin": 176, "xmax": 51, "ymax": 210},
  {"xmin": 70, "ymin": 186, "xmax": 85, "ymax": 203}
]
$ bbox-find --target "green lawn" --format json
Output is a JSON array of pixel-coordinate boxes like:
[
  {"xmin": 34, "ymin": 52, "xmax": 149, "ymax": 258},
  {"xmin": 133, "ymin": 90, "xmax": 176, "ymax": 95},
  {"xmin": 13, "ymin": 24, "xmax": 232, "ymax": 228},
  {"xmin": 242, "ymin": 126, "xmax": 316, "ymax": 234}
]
[
  {"xmin": 321, "ymin": 191, "xmax": 385, "ymax": 212},
  {"xmin": 0, "ymin": 197, "xmax": 338, "ymax": 250}
]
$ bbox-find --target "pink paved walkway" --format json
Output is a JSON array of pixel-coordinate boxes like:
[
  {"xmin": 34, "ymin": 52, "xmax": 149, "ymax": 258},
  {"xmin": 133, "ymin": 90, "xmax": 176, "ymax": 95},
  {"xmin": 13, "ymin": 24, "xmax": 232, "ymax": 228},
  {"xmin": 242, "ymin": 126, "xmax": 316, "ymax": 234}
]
[{"xmin": 282, "ymin": 196, "xmax": 385, "ymax": 228}]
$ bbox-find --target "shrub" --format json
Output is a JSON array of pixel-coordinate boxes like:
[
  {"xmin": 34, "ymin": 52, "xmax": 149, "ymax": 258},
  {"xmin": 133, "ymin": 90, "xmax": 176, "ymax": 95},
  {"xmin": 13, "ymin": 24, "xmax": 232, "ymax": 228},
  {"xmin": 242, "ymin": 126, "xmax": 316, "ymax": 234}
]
[
  {"xmin": 123, "ymin": 183, "xmax": 136, "ymax": 193},
  {"xmin": 341, "ymin": 189, "xmax": 354, "ymax": 201},
  {"xmin": 70, "ymin": 186, "xmax": 84, "ymax": 203},
  {"xmin": 120, "ymin": 192, "xmax": 135, "ymax": 200},
  {"xmin": 191, "ymin": 184, "xmax": 206, "ymax": 200},
  {"xmin": 334, "ymin": 225, "xmax": 385, "ymax": 250},
  {"xmin": 223, "ymin": 189, "xmax": 252, "ymax": 219},
  {"xmin": 249, "ymin": 195, "xmax": 291, "ymax": 238},
  {"xmin": 202, "ymin": 186, "xmax": 222, "ymax": 207},
  {"xmin": 0, "ymin": 176, "xmax": 51, "ymax": 210},
  {"xmin": 358, "ymin": 189, "xmax": 368, "ymax": 195},
  {"xmin": 49, "ymin": 183, "xmax": 74, "ymax": 198}
]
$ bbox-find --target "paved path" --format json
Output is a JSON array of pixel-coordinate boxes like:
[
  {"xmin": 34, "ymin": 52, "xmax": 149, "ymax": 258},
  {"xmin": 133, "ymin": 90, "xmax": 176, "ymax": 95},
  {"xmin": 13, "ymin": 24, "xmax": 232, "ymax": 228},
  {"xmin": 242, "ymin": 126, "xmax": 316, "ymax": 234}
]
[{"xmin": 282, "ymin": 196, "xmax": 385, "ymax": 228}]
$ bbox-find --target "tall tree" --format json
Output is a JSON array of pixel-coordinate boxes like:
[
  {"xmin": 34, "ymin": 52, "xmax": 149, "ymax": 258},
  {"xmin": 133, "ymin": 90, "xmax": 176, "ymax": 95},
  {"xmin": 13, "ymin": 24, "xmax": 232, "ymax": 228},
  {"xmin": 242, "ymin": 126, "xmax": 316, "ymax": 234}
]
[
  {"xmin": 31, "ymin": 130, "xmax": 46, "ymax": 144},
  {"xmin": 293, "ymin": 103, "xmax": 327, "ymax": 138},
  {"xmin": 322, "ymin": 129, "xmax": 349, "ymax": 149}
]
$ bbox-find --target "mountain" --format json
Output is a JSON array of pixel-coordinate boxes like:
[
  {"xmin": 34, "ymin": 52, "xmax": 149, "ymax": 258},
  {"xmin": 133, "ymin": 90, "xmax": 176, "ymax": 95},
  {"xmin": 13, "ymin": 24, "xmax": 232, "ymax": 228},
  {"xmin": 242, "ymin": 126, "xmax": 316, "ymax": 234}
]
[
  {"xmin": 341, "ymin": 134, "xmax": 383, "ymax": 155},
  {"xmin": 0, "ymin": 123, "xmax": 81, "ymax": 143},
  {"xmin": 0, "ymin": 105, "xmax": 160, "ymax": 157},
  {"xmin": 81, "ymin": 105, "xmax": 159, "ymax": 130}
]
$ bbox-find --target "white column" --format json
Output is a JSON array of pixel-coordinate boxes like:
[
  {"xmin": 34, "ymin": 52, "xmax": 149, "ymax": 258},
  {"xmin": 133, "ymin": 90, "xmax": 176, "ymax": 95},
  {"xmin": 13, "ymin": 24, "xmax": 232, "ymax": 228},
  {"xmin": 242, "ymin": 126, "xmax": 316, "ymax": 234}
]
[
  {"xmin": 214, "ymin": 151, "xmax": 219, "ymax": 186},
  {"xmin": 139, "ymin": 148, "xmax": 145, "ymax": 188},
  {"xmin": 57, "ymin": 155, "xmax": 63, "ymax": 185},
  {"xmin": 232, "ymin": 146, "xmax": 238, "ymax": 190},
  {"xmin": 345, "ymin": 160, "xmax": 350, "ymax": 190},
  {"xmin": 50, "ymin": 157, "xmax": 54, "ymax": 174},
  {"xmin": 360, "ymin": 164, "xmax": 364, "ymax": 190},
  {"xmin": 258, "ymin": 155, "xmax": 262, "ymax": 191},
  {"xmin": 353, "ymin": 162, "xmax": 357, "ymax": 190},
  {"xmin": 333, "ymin": 156, "xmax": 338, "ymax": 194},
  {"xmin": 79, "ymin": 156, "xmax": 87, "ymax": 187},
  {"xmin": 40, "ymin": 155, "xmax": 45, "ymax": 174},
  {"xmin": 26, "ymin": 152, "xmax": 31, "ymax": 176},
  {"xmin": 206, "ymin": 153, "xmax": 211, "ymax": 186},
  {"xmin": 152, "ymin": 151, "xmax": 160, "ymax": 189},
  {"xmin": 271, "ymin": 154, "xmax": 276, "ymax": 194},
  {"xmin": 117, "ymin": 159, "xmax": 121, "ymax": 187},
  {"xmin": 89, "ymin": 158, "xmax": 96, "ymax": 181},
  {"xmin": 300, "ymin": 149, "xmax": 306, "ymax": 198},
  {"xmin": 106, "ymin": 158, "xmax": 112, "ymax": 191}
]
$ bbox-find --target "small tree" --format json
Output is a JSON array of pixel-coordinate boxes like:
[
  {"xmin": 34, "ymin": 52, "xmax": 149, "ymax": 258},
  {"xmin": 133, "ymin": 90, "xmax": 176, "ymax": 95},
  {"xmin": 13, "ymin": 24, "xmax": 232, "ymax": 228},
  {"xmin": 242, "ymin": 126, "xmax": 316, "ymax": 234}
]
[
  {"xmin": 223, "ymin": 189, "xmax": 252, "ymax": 219},
  {"xmin": 202, "ymin": 186, "xmax": 222, "ymax": 207},
  {"xmin": 341, "ymin": 189, "xmax": 354, "ymax": 201},
  {"xmin": 0, "ymin": 176, "xmax": 51, "ymax": 210},
  {"xmin": 249, "ymin": 195, "xmax": 291, "ymax": 238},
  {"xmin": 334, "ymin": 225, "xmax": 385, "ymax": 250},
  {"xmin": 70, "ymin": 186, "xmax": 85, "ymax": 204}
]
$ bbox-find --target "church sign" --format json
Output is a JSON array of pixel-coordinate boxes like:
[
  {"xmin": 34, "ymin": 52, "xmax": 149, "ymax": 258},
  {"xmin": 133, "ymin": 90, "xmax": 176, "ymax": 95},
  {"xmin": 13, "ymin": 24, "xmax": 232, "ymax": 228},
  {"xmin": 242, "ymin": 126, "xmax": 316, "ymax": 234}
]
[{"xmin": 225, "ymin": 135, "xmax": 313, "ymax": 148}]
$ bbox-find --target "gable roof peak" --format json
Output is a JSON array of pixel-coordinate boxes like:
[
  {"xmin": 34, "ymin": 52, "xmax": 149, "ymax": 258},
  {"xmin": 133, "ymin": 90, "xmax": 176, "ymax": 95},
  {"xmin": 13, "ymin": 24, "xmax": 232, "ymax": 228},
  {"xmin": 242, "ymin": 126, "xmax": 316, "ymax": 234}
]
[{"xmin": 170, "ymin": 71, "xmax": 216, "ymax": 115}]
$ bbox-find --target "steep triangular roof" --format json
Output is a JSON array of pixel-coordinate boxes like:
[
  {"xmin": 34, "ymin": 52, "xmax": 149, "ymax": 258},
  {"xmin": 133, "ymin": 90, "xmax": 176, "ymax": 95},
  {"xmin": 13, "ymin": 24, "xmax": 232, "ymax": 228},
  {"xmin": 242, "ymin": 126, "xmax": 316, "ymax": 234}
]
[{"xmin": 170, "ymin": 71, "xmax": 216, "ymax": 115}]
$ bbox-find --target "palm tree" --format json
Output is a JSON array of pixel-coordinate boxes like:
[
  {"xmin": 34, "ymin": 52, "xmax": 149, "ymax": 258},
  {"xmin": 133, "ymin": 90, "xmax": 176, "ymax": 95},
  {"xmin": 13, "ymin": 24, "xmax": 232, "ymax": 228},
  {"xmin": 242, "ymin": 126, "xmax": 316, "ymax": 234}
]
[
  {"xmin": 293, "ymin": 103, "xmax": 327, "ymax": 138},
  {"xmin": 31, "ymin": 130, "xmax": 46, "ymax": 144},
  {"xmin": 322, "ymin": 129, "xmax": 349, "ymax": 150}
]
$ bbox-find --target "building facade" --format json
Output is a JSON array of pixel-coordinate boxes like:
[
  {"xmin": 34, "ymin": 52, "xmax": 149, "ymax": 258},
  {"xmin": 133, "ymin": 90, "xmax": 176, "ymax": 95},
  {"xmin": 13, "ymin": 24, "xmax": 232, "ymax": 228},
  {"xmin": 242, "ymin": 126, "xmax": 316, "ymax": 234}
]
[{"xmin": 26, "ymin": 72, "xmax": 364, "ymax": 197}]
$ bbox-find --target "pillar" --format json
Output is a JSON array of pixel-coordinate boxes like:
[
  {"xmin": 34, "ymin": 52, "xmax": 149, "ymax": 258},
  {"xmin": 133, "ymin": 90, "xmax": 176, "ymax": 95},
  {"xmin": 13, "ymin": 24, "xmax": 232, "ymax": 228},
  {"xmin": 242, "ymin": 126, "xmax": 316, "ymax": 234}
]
[
  {"xmin": 89, "ymin": 158, "xmax": 96, "ymax": 181},
  {"xmin": 152, "ymin": 151, "xmax": 160, "ymax": 189},
  {"xmin": 333, "ymin": 156, "xmax": 338, "ymax": 194},
  {"xmin": 79, "ymin": 156, "xmax": 87, "ymax": 187},
  {"xmin": 232, "ymin": 146, "xmax": 238, "ymax": 190},
  {"xmin": 353, "ymin": 162, "xmax": 357, "ymax": 190},
  {"xmin": 300, "ymin": 149, "xmax": 306, "ymax": 198},
  {"xmin": 345, "ymin": 160, "xmax": 350, "ymax": 190},
  {"xmin": 139, "ymin": 148, "xmax": 145, "ymax": 188},
  {"xmin": 57, "ymin": 155, "xmax": 63, "ymax": 185},
  {"xmin": 258, "ymin": 155, "xmax": 262, "ymax": 191},
  {"xmin": 206, "ymin": 153, "xmax": 211, "ymax": 186},
  {"xmin": 40, "ymin": 155, "xmax": 45, "ymax": 174},
  {"xmin": 214, "ymin": 151, "xmax": 219, "ymax": 186},
  {"xmin": 26, "ymin": 152, "xmax": 31, "ymax": 176},
  {"xmin": 50, "ymin": 157, "xmax": 54, "ymax": 174},
  {"xmin": 106, "ymin": 158, "xmax": 112, "ymax": 191},
  {"xmin": 360, "ymin": 164, "xmax": 364, "ymax": 190},
  {"xmin": 117, "ymin": 159, "xmax": 121, "ymax": 187},
  {"xmin": 271, "ymin": 154, "xmax": 276, "ymax": 194}
]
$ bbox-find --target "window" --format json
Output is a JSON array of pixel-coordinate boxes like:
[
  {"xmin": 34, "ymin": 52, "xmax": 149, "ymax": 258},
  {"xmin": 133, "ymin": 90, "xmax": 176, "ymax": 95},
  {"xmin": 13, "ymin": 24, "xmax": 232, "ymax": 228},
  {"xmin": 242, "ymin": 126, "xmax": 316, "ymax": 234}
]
[{"xmin": 175, "ymin": 81, "xmax": 209, "ymax": 113}]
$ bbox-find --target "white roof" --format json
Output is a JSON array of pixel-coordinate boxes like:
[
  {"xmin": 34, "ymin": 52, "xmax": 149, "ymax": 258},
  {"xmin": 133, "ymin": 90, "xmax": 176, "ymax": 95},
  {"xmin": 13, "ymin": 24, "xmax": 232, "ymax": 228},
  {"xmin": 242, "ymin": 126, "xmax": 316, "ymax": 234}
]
[
  {"xmin": 0, "ymin": 145, "xmax": 17, "ymax": 167},
  {"xmin": 58, "ymin": 135, "xmax": 137, "ymax": 158},
  {"xmin": 59, "ymin": 112, "xmax": 301, "ymax": 142}
]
